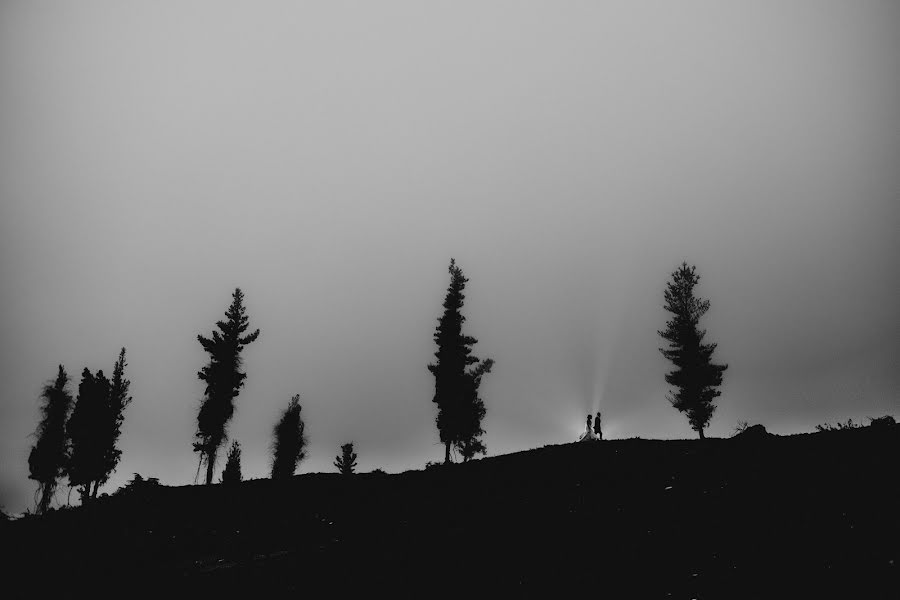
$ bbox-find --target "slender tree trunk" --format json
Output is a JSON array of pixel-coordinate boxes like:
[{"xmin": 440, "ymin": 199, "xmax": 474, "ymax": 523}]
[
  {"xmin": 444, "ymin": 441, "xmax": 451, "ymax": 465},
  {"xmin": 698, "ymin": 428, "xmax": 705, "ymax": 440},
  {"xmin": 37, "ymin": 483, "xmax": 51, "ymax": 514},
  {"xmin": 205, "ymin": 452, "xmax": 216, "ymax": 485},
  {"xmin": 194, "ymin": 454, "xmax": 204, "ymax": 484},
  {"xmin": 91, "ymin": 480, "xmax": 100, "ymax": 498}
]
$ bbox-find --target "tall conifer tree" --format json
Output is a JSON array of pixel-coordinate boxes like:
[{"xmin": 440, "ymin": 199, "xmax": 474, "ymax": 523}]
[
  {"xmin": 270, "ymin": 394, "xmax": 307, "ymax": 479},
  {"xmin": 28, "ymin": 365, "xmax": 74, "ymax": 514},
  {"xmin": 658, "ymin": 262, "xmax": 728, "ymax": 438},
  {"xmin": 194, "ymin": 288, "xmax": 260, "ymax": 484},
  {"xmin": 66, "ymin": 368, "xmax": 110, "ymax": 501},
  {"xmin": 97, "ymin": 348, "xmax": 132, "ymax": 496},
  {"xmin": 428, "ymin": 259, "xmax": 493, "ymax": 464}
]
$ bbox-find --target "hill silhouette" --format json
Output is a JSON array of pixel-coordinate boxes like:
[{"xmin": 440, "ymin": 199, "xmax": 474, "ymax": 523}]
[{"xmin": 3, "ymin": 426, "xmax": 897, "ymax": 597}]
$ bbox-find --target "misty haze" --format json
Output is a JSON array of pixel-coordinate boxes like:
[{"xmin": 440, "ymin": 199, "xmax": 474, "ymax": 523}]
[{"xmin": 1, "ymin": 1, "xmax": 897, "ymax": 596}]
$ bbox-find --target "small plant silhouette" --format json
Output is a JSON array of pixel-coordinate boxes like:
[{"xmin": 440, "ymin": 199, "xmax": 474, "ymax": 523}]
[
  {"xmin": 334, "ymin": 442, "xmax": 358, "ymax": 475},
  {"xmin": 733, "ymin": 420, "xmax": 750, "ymax": 436},
  {"xmin": 815, "ymin": 418, "xmax": 861, "ymax": 432},
  {"xmin": 221, "ymin": 440, "xmax": 242, "ymax": 484},
  {"xmin": 113, "ymin": 473, "xmax": 159, "ymax": 497}
]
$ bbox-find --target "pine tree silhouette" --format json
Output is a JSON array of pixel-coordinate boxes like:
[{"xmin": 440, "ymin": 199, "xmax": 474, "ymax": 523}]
[
  {"xmin": 334, "ymin": 442, "xmax": 358, "ymax": 475},
  {"xmin": 97, "ymin": 348, "xmax": 132, "ymax": 496},
  {"xmin": 27, "ymin": 366, "xmax": 74, "ymax": 514},
  {"xmin": 194, "ymin": 288, "xmax": 260, "ymax": 485},
  {"xmin": 64, "ymin": 350, "xmax": 133, "ymax": 502},
  {"xmin": 658, "ymin": 262, "xmax": 728, "ymax": 438},
  {"xmin": 428, "ymin": 259, "xmax": 493, "ymax": 464},
  {"xmin": 66, "ymin": 368, "xmax": 111, "ymax": 502}
]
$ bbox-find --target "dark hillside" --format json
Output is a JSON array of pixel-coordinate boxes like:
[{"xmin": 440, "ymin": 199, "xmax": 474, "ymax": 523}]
[{"xmin": 4, "ymin": 427, "xmax": 897, "ymax": 597}]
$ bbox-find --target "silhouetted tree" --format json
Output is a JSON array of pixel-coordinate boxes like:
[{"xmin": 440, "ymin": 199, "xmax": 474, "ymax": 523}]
[
  {"xmin": 334, "ymin": 442, "xmax": 358, "ymax": 475},
  {"xmin": 27, "ymin": 365, "xmax": 74, "ymax": 514},
  {"xmin": 271, "ymin": 394, "xmax": 306, "ymax": 479},
  {"xmin": 428, "ymin": 259, "xmax": 493, "ymax": 464},
  {"xmin": 64, "ymin": 350, "xmax": 133, "ymax": 502},
  {"xmin": 66, "ymin": 368, "xmax": 111, "ymax": 502},
  {"xmin": 194, "ymin": 288, "xmax": 260, "ymax": 485},
  {"xmin": 221, "ymin": 440, "xmax": 242, "ymax": 484},
  {"xmin": 658, "ymin": 263, "xmax": 728, "ymax": 439},
  {"xmin": 96, "ymin": 348, "xmax": 132, "ymax": 496}
]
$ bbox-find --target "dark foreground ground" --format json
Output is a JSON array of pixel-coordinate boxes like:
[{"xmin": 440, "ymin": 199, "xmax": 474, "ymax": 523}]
[{"xmin": 3, "ymin": 426, "xmax": 898, "ymax": 598}]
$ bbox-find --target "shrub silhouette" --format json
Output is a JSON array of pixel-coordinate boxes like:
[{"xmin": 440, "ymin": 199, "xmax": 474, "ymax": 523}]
[
  {"xmin": 868, "ymin": 415, "xmax": 896, "ymax": 430},
  {"xmin": 221, "ymin": 440, "xmax": 242, "ymax": 484},
  {"xmin": 733, "ymin": 423, "xmax": 769, "ymax": 440},
  {"xmin": 113, "ymin": 473, "xmax": 159, "ymax": 497},
  {"xmin": 815, "ymin": 418, "xmax": 862, "ymax": 432},
  {"xmin": 733, "ymin": 420, "xmax": 750, "ymax": 436}
]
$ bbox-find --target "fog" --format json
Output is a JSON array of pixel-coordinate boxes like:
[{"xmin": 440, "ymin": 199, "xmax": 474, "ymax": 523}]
[{"xmin": 1, "ymin": 1, "xmax": 898, "ymax": 513}]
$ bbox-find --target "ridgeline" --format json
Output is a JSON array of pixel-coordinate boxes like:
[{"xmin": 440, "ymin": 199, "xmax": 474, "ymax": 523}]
[{"xmin": 4, "ymin": 426, "xmax": 897, "ymax": 597}]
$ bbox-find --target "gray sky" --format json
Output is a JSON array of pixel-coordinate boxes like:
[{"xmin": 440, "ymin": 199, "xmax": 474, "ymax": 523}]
[{"xmin": 1, "ymin": 1, "xmax": 898, "ymax": 514}]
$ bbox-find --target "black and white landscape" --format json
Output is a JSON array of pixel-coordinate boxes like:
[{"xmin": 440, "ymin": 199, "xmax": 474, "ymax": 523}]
[{"xmin": 1, "ymin": 2, "xmax": 897, "ymax": 596}]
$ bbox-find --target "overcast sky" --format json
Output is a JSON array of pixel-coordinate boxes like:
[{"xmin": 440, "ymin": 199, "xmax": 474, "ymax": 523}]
[{"xmin": 1, "ymin": 1, "xmax": 898, "ymax": 514}]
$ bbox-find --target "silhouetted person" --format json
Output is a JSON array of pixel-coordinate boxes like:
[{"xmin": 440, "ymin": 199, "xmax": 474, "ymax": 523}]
[
  {"xmin": 579, "ymin": 413, "xmax": 598, "ymax": 442},
  {"xmin": 593, "ymin": 411, "xmax": 602, "ymax": 440}
]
